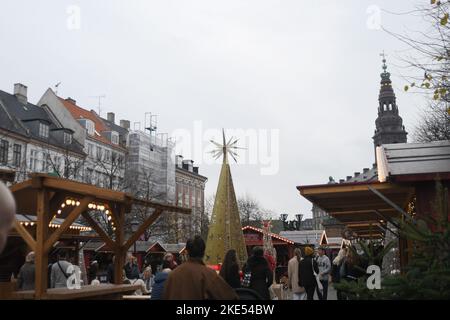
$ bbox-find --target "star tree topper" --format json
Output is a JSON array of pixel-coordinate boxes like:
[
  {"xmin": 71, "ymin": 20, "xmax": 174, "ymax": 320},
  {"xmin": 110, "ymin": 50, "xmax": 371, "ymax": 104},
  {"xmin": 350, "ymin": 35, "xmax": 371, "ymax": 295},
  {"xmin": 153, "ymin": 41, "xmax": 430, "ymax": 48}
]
[{"xmin": 210, "ymin": 129, "xmax": 245, "ymax": 163}]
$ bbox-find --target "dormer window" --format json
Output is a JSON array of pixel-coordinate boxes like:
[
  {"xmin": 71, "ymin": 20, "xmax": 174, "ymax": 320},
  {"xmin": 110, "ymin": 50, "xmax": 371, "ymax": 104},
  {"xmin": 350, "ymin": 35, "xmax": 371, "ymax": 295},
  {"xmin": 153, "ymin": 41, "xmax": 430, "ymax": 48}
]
[
  {"xmin": 39, "ymin": 123, "xmax": 49, "ymax": 138},
  {"xmin": 111, "ymin": 131, "xmax": 119, "ymax": 145},
  {"xmin": 63, "ymin": 131, "xmax": 72, "ymax": 144},
  {"xmin": 85, "ymin": 119, "xmax": 95, "ymax": 136}
]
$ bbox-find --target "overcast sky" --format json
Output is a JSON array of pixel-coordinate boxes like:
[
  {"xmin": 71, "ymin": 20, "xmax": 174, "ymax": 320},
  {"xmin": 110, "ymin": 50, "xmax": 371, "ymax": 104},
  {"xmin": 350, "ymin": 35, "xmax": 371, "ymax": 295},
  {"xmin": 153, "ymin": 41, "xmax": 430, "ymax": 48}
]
[{"xmin": 0, "ymin": 0, "xmax": 428, "ymax": 219}]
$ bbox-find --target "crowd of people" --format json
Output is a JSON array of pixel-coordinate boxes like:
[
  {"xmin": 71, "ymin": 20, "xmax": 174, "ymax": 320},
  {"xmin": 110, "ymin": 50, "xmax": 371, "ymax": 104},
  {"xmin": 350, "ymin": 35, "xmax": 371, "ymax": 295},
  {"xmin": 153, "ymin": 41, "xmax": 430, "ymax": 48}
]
[{"xmin": 11, "ymin": 230, "xmax": 368, "ymax": 300}]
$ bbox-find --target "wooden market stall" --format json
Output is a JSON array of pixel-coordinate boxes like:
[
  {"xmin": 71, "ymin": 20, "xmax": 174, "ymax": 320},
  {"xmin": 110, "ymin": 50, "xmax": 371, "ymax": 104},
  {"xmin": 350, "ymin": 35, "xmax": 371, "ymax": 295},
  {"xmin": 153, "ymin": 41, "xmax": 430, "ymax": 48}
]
[{"xmin": 8, "ymin": 173, "xmax": 190, "ymax": 299}]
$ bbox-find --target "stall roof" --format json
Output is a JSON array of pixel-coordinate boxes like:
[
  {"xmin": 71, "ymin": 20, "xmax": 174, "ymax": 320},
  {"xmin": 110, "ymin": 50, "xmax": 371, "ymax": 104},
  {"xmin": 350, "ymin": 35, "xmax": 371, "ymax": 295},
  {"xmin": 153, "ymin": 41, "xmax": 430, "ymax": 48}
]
[
  {"xmin": 279, "ymin": 230, "xmax": 323, "ymax": 246},
  {"xmin": 377, "ymin": 140, "xmax": 450, "ymax": 182},
  {"xmin": 243, "ymin": 225, "xmax": 295, "ymax": 245},
  {"xmin": 297, "ymin": 181, "xmax": 414, "ymax": 238}
]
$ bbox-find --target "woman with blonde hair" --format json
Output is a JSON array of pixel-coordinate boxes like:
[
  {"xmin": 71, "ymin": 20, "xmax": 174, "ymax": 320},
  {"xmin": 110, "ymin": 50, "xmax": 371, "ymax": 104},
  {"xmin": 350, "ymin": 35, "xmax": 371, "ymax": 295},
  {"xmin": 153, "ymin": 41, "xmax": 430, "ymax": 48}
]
[{"xmin": 288, "ymin": 248, "xmax": 305, "ymax": 300}]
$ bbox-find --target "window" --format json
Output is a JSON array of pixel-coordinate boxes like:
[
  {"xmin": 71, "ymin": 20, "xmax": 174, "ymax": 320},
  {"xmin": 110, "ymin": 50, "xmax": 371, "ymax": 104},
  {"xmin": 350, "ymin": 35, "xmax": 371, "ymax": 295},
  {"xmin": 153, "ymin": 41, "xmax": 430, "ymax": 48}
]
[
  {"xmin": 177, "ymin": 185, "xmax": 183, "ymax": 207},
  {"xmin": 184, "ymin": 186, "xmax": 189, "ymax": 208},
  {"xmin": 39, "ymin": 123, "xmax": 49, "ymax": 138},
  {"xmin": 13, "ymin": 144, "xmax": 21, "ymax": 167},
  {"xmin": 0, "ymin": 139, "xmax": 8, "ymax": 164},
  {"xmin": 30, "ymin": 150, "xmax": 39, "ymax": 171},
  {"xmin": 87, "ymin": 143, "xmax": 94, "ymax": 157},
  {"xmin": 85, "ymin": 168, "xmax": 94, "ymax": 184},
  {"xmin": 104, "ymin": 150, "xmax": 111, "ymax": 163},
  {"xmin": 111, "ymin": 132, "xmax": 119, "ymax": 145},
  {"xmin": 63, "ymin": 132, "xmax": 72, "ymax": 144},
  {"xmin": 85, "ymin": 120, "xmax": 95, "ymax": 136},
  {"xmin": 96, "ymin": 146, "xmax": 103, "ymax": 160},
  {"xmin": 43, "ymin": 153, "xmax": 52, "ymax": 172}
]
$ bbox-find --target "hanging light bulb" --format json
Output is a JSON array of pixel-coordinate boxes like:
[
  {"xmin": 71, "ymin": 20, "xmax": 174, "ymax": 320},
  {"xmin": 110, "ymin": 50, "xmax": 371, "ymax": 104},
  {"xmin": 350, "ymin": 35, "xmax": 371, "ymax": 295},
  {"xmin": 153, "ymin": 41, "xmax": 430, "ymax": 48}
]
[
  {"xmin": 88, "ymin": 203, "xmax": 93, "ymax": 209},
  {"xmin": 76, "ymin": 201, "xmax": 80, "ymax": 206},
  {"xmin": 30, "ymin": 222, "xmax": 34, "ymax": 226},
  {"xmin": 66, "ymin": 199, "xmax": 71, "ymax": 205},
  {"xmin": 71, "ymin": 200, "xmax": 76, "ymax": 206},
  {"xmin": 107, "ymin": 215, "xmax": 112, "ymax": 221},
  {"xmin": 61, "ymin": 203, "xmax": 66, "ymax": 208},
  {"xmin": 57, "ymin": 209, "xmax": 62, "ymax": 214}
]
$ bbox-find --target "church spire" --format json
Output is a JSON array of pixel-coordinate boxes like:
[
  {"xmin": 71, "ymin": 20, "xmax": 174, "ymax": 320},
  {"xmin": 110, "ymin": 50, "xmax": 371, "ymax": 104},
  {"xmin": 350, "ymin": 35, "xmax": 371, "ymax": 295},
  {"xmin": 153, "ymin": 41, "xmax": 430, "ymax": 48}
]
[{"xmin": 373, "ymin": 52, "xmax": 408, "ymax": 160}]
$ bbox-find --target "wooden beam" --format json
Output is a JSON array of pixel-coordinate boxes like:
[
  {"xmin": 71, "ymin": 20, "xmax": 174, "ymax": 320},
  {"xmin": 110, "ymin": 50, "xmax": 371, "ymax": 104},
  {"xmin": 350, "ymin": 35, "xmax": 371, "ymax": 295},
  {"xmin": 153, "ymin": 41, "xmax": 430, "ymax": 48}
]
[
  {"xmin": 42, "ymin": 177, "xmax": 127, "ymax": 202},
  {"xmin": 43, "ymin": 196, "xmax": 93, "ymax": 253},
  {"xmin": 13, "ymin": 220, "xmax": 36, "ymax": 252},
  {"xmin": 81, "ymin": 212, "xmax": 117, "ymax": 251},
  {"xmin": 35, "ymin": 189, "xmax": 49, "ymax": 299},
  {"xmin": 9, "ymin": 180, "xmax": 33, "ymax": 193},
  {"xmin": 123, "ymin": 209, "xmax": 163, "ymax": 250},
  {"xmin": 114, "ymin": 205, "xmax": 126, "ymax": 285}
]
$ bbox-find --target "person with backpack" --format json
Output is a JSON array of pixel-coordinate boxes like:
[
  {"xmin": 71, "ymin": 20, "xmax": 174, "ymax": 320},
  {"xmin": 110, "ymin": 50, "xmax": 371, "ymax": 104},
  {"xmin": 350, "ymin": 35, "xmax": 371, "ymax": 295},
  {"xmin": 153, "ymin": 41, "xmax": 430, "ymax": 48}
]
[
  {"xmin": 50, "ymin": 251, "xmax": 73, "ymax": 288},
  {"xmin": 242, "ymin": 246, "xmax": 273, "ymax": 300},
  {"xmin": 298, "ymin": 246, "xmax": 319, "ymax": 300},
  {"xmin": 288, "ymin": 248, "xmax": 305, "ymax": 300}
]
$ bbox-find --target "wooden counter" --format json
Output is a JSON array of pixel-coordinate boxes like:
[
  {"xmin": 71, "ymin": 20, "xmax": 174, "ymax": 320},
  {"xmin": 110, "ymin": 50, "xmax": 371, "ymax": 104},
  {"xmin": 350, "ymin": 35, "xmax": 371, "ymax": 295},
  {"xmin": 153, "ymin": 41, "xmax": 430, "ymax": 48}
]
[{"xmin": 12, "ymin": 284, "xmax": 141, "ymax": 300}]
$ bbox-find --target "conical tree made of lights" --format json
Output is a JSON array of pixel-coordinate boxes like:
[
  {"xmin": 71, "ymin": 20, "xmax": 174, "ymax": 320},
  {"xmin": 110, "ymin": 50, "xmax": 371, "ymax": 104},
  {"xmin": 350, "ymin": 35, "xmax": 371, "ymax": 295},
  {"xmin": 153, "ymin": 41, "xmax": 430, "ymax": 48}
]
[{"xmin": 204, "ymin": 129, "xmax": 248, "ymax": 267}]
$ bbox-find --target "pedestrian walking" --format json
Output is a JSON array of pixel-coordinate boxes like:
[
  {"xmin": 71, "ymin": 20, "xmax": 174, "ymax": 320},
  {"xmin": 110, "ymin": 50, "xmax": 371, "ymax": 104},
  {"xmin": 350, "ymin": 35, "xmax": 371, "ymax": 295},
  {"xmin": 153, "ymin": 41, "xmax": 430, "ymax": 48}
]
[
  {"xmin": 242, "ymin": 246, "xmax": 273, "ymax": 300},
  {"xmin": 288, "ymin": 248, "xmax": 305, "ymax": 300},
  {"xmin": 124, "ymin": 254, "xmax": 140, "ymax": 280},
  {"xmin": 17, "ymin": 251, "xmax": 35, "ymax": 291},
  {"xmin": 162, "ymin": 235, "xmax": 238, "ymax": 300},
  {"xmin": 219, "ymin": 249, "xmax": 241, "ymax": 289},
  {"xmin": 316, "ymin": 246, "xmax": 331, "ymax": 300},
  {"xmin": 298, "ymin": 246, "xmax": 319, "ymax": 300},
  {"xmin": 50, "ymin": 251, "xmax": 73, "ymax": 288},
  {"xmin": 331, "ymin": 247, "xmax": 347, "ymax": 300},
  {"xmin": 150, "ymin": 260, "xmax": 172, "ymax": 300},
  {"xmin": 88, "ymin": 260, "xmax": 98, "ymax": 284},
  {"xmin": 107, "ymin": 256, "xmax": 115, "ymax": 283},
  {"xmin": 142, "ymin": 266, "xmax": 154, "ymax": 292}
]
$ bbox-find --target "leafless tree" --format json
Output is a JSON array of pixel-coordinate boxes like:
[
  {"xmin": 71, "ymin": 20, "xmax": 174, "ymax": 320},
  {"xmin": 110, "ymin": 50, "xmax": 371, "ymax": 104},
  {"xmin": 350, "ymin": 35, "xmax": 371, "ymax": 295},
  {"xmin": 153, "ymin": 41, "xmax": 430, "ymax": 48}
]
[
  {"xmin": 414, "ymin": 100, "xmax": 450, "ymax": 142},
  {"xmin": 237, "ymin": 194, "xmax": 272, "ymax": 227},
  {"xmin": 385, "ymin": 1, "xmax": 450, "ymax": 104}
]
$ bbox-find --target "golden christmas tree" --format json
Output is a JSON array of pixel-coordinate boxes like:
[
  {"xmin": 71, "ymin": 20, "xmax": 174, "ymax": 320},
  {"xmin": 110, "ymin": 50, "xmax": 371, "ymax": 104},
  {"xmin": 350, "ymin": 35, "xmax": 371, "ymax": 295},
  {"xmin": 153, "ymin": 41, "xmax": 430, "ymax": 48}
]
[{"xmin": 204, "ymin": 129, "xmax": 248, "ymax": 267}]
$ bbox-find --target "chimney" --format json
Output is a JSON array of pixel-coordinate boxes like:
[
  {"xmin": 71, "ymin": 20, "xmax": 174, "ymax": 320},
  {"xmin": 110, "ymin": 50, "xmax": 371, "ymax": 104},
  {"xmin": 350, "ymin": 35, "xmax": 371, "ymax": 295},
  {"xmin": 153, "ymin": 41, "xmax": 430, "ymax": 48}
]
[
  {"xmin": 354, "ymin": 172, "xmax": 360, "ymax": 177},
  {"xmin": 363, "ymin": 168, "xmax": 370, "ymax": 173},
  {"xmin": 346, "ymin": 176, "xmax": 352, "ymax": 181},
  {"xmin": 65, "ymin": 97, "xmax": 77, "ymax": 105},
  {"xmin": 120, "ymin": 120, "xmax": 130, "ymax": 129},
  {"xmin": 372, "ymin": 163, "xmax": 377, "ymax": 169},
  {"xmin": 14, "ymin": 83, "xmax": 28, "ymax": 105},
  {"xmin": 175, "ymin": 155, "xmax": 183, "ymax": 168},
  {"xmin": 182, "ymin": 160, "xmax": 194, "ymax": 172},
  {"xmin": 107, "ymin": 112, "xmax": 115, "ymax": 124},
  {"xmin": 339, "ymin": 179, "xmax": 345, "ymax": 184},
  {"xmin": 193, "ymin": 167, "xmax": 199, "ymax": 174}
]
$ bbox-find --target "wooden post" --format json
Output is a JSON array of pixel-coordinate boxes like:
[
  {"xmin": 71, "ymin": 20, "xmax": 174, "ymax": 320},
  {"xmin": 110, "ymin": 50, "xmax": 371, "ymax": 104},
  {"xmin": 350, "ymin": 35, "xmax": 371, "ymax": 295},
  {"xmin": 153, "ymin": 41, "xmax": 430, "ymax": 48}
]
[
  {"xmin": 114, "ymin": 205, "xmax": 126, "ymax": 285},
  {"xmin": 35, "ymin": 189, "xmax": 49, "ymax": 299}
]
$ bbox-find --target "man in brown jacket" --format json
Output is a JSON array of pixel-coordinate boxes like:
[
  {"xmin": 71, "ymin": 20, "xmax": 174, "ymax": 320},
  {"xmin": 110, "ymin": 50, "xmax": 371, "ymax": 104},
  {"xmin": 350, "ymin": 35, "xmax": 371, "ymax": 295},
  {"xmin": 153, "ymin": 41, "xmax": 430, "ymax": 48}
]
[{"xmin": 162, "ymin": 235, "xmax": 239, "ymax": 300}]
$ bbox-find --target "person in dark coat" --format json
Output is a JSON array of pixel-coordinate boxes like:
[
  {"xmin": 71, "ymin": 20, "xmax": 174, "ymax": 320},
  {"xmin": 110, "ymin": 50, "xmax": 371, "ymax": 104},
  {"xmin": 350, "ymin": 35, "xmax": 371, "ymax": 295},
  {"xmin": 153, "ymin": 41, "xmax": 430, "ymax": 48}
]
[
  {"xmin": 219, "ymin": 249, "xmax": 241, "ymax": 289},
  {"xmin": 162, "ymin": 236, "xmax": 238, "ymax": 300},
  {"xmin": 107, "ymin": 256, "xmax": 115, "ymax": 283},
  {"xmin": 17, "ymin": 252, "xmax": 35, "ymax": 291},
  {"xmin": 298, "ymin": 246, "xmax": 319, "ymax": 300},
  {"xmin": 124, "ymin": 255, "xmax": 140, "ymax": 280},
  {"xmin": 88, "ymin": 260, "xmax": 98, "ymax": 284},
  {"xmin": 243, "ymin": 246, "xmax": 273, "ymax": 300},
  {"xmin": 150, "ymin": 260, "xmax": 171, "ymax": 300}
]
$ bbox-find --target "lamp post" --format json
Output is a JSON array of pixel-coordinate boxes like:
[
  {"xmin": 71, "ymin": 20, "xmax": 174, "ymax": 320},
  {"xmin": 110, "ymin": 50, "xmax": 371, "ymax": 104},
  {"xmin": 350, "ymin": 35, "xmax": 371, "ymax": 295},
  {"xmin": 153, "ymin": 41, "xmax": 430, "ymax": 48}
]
[
  {"xmin": 295, "ymin": 214, "xmax": 303, "ymax": 231},
  {"xmin": 280, "ymin": 214, "xmax": 304, "ymax": 231},
  {"xmin": 130, "ymin": 216, "xmax": 140, "ymax": 254}
]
